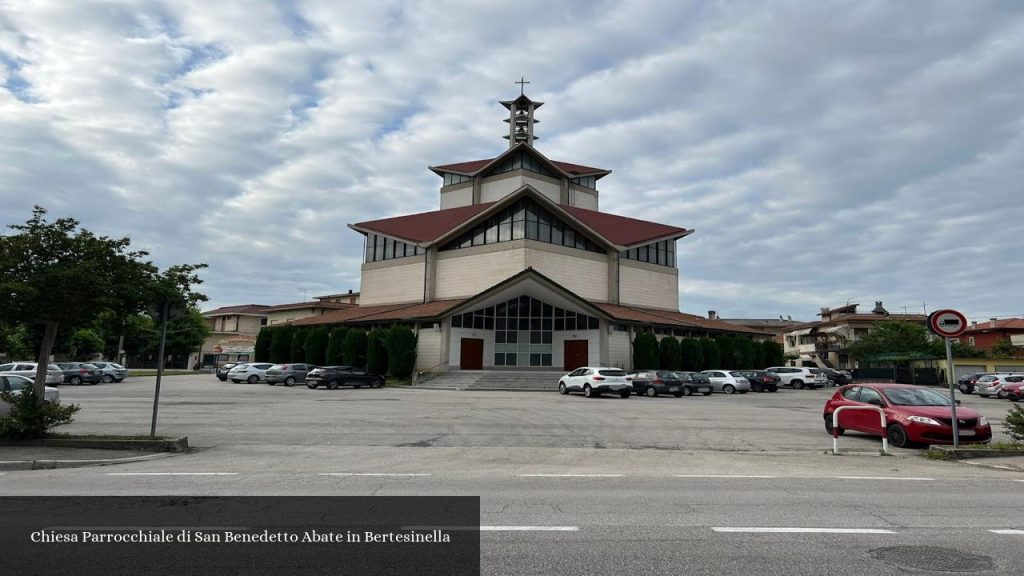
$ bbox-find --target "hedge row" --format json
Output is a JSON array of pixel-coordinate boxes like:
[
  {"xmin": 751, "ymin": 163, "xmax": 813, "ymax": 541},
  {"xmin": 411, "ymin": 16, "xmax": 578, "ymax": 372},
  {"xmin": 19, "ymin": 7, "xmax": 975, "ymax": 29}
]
[
  {"xmin": 253, "ymin": 325, "xmax": 417, "ymax": 379},
  {"xmin": 632, "ymin": 333, "xmax": 784, "ymax": 371}
]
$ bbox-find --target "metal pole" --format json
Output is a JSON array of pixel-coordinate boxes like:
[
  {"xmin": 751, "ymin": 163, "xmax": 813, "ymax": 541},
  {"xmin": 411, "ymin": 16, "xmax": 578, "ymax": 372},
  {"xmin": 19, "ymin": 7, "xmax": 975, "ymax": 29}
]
[
  {"xmin": 150, "ymin": 302, "xmax": 168, "ymax": 439},
  {"xmin": 946, "ymin": 337, "xmax": 959, "ymax": 448}
]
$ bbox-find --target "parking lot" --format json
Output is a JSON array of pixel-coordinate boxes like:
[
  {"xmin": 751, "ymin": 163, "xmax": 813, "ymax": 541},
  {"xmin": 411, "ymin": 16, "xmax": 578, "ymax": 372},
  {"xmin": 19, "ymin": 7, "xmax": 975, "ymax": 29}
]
[{"xmin": 53, "ymin": 374, "xmax": 1015, "ymax": 452}]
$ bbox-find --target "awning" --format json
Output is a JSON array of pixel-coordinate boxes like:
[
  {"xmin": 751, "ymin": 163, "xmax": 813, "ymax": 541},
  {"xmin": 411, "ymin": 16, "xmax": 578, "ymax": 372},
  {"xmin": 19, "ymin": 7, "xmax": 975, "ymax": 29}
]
[{"xmin": 790, "ymin": 328, "xmax": 813, "ymax": 336}]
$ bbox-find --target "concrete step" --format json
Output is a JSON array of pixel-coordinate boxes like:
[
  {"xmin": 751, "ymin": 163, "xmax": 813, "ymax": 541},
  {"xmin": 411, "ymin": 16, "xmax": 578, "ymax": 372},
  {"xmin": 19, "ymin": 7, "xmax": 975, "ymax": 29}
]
[{"xmin": 415, "ymin": 370, "xmax": 565, "ymax": 391}]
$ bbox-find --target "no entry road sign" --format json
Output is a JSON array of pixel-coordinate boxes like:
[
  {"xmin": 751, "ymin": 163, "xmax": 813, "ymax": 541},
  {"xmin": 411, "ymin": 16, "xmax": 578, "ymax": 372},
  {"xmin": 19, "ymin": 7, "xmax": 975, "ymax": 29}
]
[{"xmin": 928, "ymin": 309, "xmax": 967, "ymax": 338}]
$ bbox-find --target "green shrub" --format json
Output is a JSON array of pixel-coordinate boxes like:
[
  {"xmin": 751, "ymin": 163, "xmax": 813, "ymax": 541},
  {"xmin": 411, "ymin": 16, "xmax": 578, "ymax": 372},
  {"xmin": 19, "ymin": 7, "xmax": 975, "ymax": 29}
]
[
  {"xmin": 386, "ymin": 326, "xmax": 418, "ymax": 379},
  {"xmin": 735, "ymin": 337, "xmax": 756, "ymax": 368},
  {"xmin": 342, "ymin": 330, "xmax": 368, "ymax": 368},
  {"xmin": 1005, "ymin": 405, "xmax": 1024, "ymax": 441},
  {"xmin": 700, "ymin": 338, "xmax": 720, "ymax": 369},
  {"xmin": 658, "ymin": 336, "xmax": 682, "ymax": 370},
  {"xmin": 679, "ymin": 338, "xmax": 704, "ymax": 371},
  {"xmin": 716, "ymin": 336, "xmax": 736, "ymax": 369},
  {"xmin": 269, "ymin": 326, "xmax": 293, "ymax": 364},
  {"xmin": 69, "ymin": 328, "xmax": 104, "ymax": 360},
  {"xmin": 254, "ymin": 328, "xmax": 273, "ymax": 362},
  {"xmin": 752, "ymin": 340, "xmax": 766, "ymax": 368},
  {"xmin": 304, "ymin": 327, "xmax": 329, "ymax": 366},
  {"xmin": 762, "ymin": 340, "xmax": 784, "ymax": 367},
  {"xmin": 633, "ymin": 332, "xmax": 658, "ymax": 370},
  {"xmin": 290, "ymin": 328, "xmax": 308, "ymax": 363},
  {"xmin": 366, "ymin": 328, "xmax": 389, "ymax": 375},
  {"xmin": 326, "ymin": 327, "xmax": 348, "ymax": 365},
  {"xmin": 0, "ymin": 387, "xmax": 80, "ymax": 439}
]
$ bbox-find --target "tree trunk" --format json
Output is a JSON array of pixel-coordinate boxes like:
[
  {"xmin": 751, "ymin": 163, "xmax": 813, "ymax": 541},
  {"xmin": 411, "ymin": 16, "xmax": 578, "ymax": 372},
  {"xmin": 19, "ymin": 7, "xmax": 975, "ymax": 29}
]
[{"xmin": 35, "ymin": 321, "xmax": 59, "ymax": 405}]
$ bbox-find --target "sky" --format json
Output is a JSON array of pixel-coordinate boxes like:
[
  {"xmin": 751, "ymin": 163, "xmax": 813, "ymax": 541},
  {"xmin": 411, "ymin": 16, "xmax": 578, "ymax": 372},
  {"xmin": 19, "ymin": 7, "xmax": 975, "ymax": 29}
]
[{"xmin": 1, "ymin": 0, "xmax": 1022, "ymax": 323}]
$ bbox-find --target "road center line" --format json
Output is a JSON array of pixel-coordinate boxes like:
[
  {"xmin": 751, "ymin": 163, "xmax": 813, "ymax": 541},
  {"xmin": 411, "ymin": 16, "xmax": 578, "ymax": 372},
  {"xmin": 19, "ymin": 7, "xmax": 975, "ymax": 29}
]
[
  {"xmin": 517, "ymin": 474, "xmax": 624, "ymax": 478},
  {"xmin": 674, "ymin": 475, "xmax": 777, "ymax": 479},
  {"xmin": 835, "ymin": 476, "xmax": 933, "ymax": 481},
  {"xmin": 318, "ymin": 473, "xmax": 432, "ymax": 477},
  {"xmin": 989, "ymin": 529, "xmax": 1024, "ymax": 535},
  {"xmin": 713, "ymin": 527, "xmax": 895, "ymax": 534},
  {"xmin": 105, "ymin": 472, "xmax": 238, "ymax": 476}
]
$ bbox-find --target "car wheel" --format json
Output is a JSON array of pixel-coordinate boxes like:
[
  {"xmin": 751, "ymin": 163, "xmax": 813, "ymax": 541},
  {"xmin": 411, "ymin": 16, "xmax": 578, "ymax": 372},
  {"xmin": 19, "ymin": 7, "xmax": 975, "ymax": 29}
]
[
  {"xmin": 792, "ymin": 379, "xmax": 804, "ymax": 389},
  {"xmin": 583, "ymin": 384, "xmax": 594, "ymax": 398},
  {"xmin": 373, "ymin": 377, "xmax": 385, "ymax": 388},
  {"xmin": 70, "ymin": 376, "xmax": 82, "ymax": 386},
  {"xmin": 887, "ymin": 424, "xmax": 910, "ymax": 448},
  {"xmin": 683, "ymin": 387, "xmax": 693, "ymax": 397},
  {"xmin": 824, "ymin": 416, "xmax": 844, "ymax": 436},
  {"xmin": 284, "ymin": 377, "xmax": 296, "ymax": 387},
  {"xmin": 645, "ymin": 386, "xmax": 657, "ymax": 398},
  {"xmin": 558, "ymin": 382, "xmax": 568, "ymax": 394},
  {"xmin": 723, "ymin": 384, "xmax": 736, "ymax": 394},
  {"xmin": 247, "ymin": 375, "xmax": 259, "ymax": 384},
  {"xmin": 619, "ymin": 390, "xmax": 630, "ymax": 398},
  {"xmin": 327, "ymin": 380, "xmax": 339, "ymax": 390},
  {"xmin": 101, "ymin": 374, "xmax": 114, "ymax": 383}
]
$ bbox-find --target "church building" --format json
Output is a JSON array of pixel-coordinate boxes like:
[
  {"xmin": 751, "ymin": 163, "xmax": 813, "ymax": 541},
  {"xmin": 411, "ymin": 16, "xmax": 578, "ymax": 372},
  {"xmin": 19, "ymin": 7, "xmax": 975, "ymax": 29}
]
[{"xmin": 292, "ymin": 88, "xmax": 769, "ymax": 371}]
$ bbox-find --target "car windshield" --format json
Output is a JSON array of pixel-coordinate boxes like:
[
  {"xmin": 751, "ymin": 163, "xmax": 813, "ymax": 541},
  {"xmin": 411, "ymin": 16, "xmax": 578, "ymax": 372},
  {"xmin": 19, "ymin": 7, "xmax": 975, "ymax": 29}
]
[
  {"xmin": 732, "ymin": 371, "xmax": 755, "ymax": 377},
  {"xmin": 882, "ymin": 388, "xmax": 953, "ymax": 406},
  {"xmin": 656, "ymin": 371, "xmax": 677, "ymax": 378},
  {"xmin": 598, "ymin": 369, "xmax": 627, "ymax": 377},
  {"xmin": 689, "ymin": 373, "xmax": 710, "ymax": 383}
]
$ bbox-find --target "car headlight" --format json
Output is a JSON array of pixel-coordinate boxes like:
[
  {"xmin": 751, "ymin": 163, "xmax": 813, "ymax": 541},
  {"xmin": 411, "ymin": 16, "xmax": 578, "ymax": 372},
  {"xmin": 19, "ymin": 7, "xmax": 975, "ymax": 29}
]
[
  {"xmin": 979, "ymin": 416, "xmax": 989, "ymax": 426},
  {"xmin": 907, "ymin": 415, "xmax": 943, "ymax": 426}
]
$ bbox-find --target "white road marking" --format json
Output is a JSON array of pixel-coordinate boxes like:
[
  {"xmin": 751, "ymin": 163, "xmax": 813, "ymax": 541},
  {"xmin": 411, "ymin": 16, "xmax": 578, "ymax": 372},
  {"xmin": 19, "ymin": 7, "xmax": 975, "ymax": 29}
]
[
  {"xmin": 989, "ymin": 529, "xmax": 1024, "ymax": 535},
  {"xmin": 517, "ymin": 474, "xmax": 624, "ymax": 478},
  {"xmin": 835, "ymin": 476, "xmax": 933, "ymax": 481},
  {"xmin": 674, "ymin": 475, "xmax": 777, "ymax": 479},
  {"xmin": 403, "ymin": 526, "xmax": 579, "ymax": 532},
  {"xmin": 318, "ymin": 473, "xmax": 432, "ymax": 477},
  {"xmin": 1013, "ymin": 479, "xmax": 1024, "ymax": 483},
  {"xmin": 105, "ymin": 472, "xmax": 238, "ymax": 476},
  {"xmin": 713, "ymin": 527, "xmax": 896, "ymax": 534}
]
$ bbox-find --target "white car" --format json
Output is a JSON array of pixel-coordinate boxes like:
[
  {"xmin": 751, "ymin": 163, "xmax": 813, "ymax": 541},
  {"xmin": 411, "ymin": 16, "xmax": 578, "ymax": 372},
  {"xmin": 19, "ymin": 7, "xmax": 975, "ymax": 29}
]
[
  {"xmin": 558, "ymin": 367, "xmax": 631, "ymax": 398},
  {"xmin": 0, "ymin": 374, "xmax": 60, "ymax": 416},
  {"xmin": 227, "ymin": 363, "xmax": 274, "ymax": 384},
  {"xmin": 976, "ymin": 373, "xmax": 1021, "ymax": 398},
  {"xmin": 701, "ymin": 370, "xmax": 751, "ymax": 394},
  {"xmin": 766, "ymin": 366, "xmax": 829, "ymax": 389},
  {"xmin": 0, "ymin": 362, "xmax": 63, "ymax": 385}
]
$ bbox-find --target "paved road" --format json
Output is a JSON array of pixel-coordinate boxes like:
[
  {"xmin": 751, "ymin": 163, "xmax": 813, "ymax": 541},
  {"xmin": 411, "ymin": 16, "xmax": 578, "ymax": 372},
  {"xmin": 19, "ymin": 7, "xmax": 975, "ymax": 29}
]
[{"xmin": 3, "ymin": 375, "xmax": 1022, "ymax": 575}]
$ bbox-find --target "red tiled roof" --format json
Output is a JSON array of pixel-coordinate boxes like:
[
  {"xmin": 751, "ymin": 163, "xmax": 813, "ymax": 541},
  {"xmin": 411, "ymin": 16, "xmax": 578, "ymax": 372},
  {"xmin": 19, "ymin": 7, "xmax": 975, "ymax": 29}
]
[
  {"xmin": 353, "ymin": 203, "xmax": 495, "ymax": 244},
  {"xmin": 563, "ymin": 205, "xmax": 690, "ymax": 247},
  {"xmin": 432, "ymin": 157, "xmax": 608, "ymax": 176},
  {"xmin": 262, "ymin": 301, "xmax": 356, "ymax": 313},
  {"xmin": 593, "ymin": 303, "xmax": 772, "ymax": 336},
  {"xmin": 202, "ymin": 304, "xmax": 271, "ymax": 316},
  {"xmin": 965, "ymin": 318, "xmax": 1024, "ymax": 332},
  {"xmin": 288, "ymin": 300, "xmax": 465, "ymax": 327}
]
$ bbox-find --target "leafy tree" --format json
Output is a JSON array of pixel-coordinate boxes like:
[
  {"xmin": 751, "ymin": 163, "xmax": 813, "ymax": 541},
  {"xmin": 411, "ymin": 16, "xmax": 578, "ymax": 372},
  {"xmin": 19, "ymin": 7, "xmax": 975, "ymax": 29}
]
[
  {"xmin": 366, "ymin": 328, "xmax": 389, "ymax": 375},
  {"xmin": 1005, "ymin": 405, "xmax": 1024, "ymax": 441},
  {"xmin": 0, "ymin": 207, "xmax": 206, "ymax": 403},
  {"xmin": 734, "ymin": 337, "xmax": 756, "ymax": 369},
  {"xmin": 92, "ymin": 311, "xmax": 158, "ymax": 360},
  {"xmin": 1, "ymin": 323, "xmax": 35, "ymax": 360},
  {"xmin": 847, "ymin": 320, "xmax": 932, "ymax": 361},
  {"xmin": 304, "ymin": 327, "xmax": 329, "ymax": 366},
  {"xmin": 991, "ymin": 337, "xmax": 1020, "ymax": 358},
  {"xmin": 679, "ymin": 338, "xmax": 704, "ymax": 371},
  {"xmin": 386, "ymin": 326, "xmax": 417, "ymax": 379},
  {"xmin": 946, "ymin": 341, "xmax": 986, "ymax": 358},
  {"xmin": 762, "ymin": 340, "xmax": 785, "ymax": 367},
  {"xmin": 632, "ymin": 332, "xmax": 658, "ymax": 370},
  {"xmin": 326, "ymin": 327, "xmax": 349, "ymax": 365},
  {"xmin": 700, "ymin": 338, "xmax": 720, "ymax": 369},
  {"xmin": 342, "ymin": 330, "xmax": 368, "ymax": 368},
  {"xmin": 160, "ymin": 308, "xmax": 210, "ymax": 360},
  {"xmin": 253, "ymin": 328, "xmax": 273, "ymax": 362},
  {"xmin": 269, "ymin": 326, "xmax": 293, "ymax": 363},
  {"xmin": 290, "ymin": 328, "xmax": 308, "ymax": 363},
  {"xmin": 658, "ymin": 336, "xmax": 682, "ymax": 370},
  {"xmin": 69, "ymin": 328, "xmax": 104, "ymax": 360}
]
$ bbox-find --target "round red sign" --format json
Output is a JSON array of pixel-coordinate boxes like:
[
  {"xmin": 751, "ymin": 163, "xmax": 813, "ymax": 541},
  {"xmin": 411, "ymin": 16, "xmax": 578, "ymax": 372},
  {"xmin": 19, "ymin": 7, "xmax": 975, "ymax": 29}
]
[{"xmin": 928, "ymin": 309, "xmax": 967, "ymax": 338}]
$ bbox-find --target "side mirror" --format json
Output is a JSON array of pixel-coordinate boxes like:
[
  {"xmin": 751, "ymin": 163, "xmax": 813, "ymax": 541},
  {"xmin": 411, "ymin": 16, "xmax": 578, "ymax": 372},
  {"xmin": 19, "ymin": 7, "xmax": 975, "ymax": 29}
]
[
  {"xmin": 955, "ymin": 400, "xmax": 962, "ymax": 405},
  {"xmin": 867, "ymin": 398, "xmax": 883, "ymax": 407}
]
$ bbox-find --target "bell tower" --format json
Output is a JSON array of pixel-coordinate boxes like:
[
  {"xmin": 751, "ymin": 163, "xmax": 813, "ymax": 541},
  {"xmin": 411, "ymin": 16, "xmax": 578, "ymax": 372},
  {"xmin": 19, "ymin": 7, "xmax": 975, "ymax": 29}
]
[{"xmin": 501, "ymin": 77, "xmax": 542, "ymax": 148}]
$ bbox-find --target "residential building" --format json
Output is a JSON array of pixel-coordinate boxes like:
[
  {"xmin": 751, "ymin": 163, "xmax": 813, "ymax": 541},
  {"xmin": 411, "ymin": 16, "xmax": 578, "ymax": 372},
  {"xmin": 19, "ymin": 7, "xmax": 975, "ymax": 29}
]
[
  {"xmin": 958, "ymin": 318, "xmax": 1024, "ymax": 357},
  {"xmin": 199, "ymin": 305, "xmax": 270, "ymax": 367}
]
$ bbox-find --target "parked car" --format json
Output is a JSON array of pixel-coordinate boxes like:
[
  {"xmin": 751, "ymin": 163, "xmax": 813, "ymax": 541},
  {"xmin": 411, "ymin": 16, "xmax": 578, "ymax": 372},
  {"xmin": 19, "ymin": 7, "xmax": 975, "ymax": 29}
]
[
  {"xmin": 819, "ymin": 368, "xmax": 853, "ymax": 386},
  {"xmin": 89, "ymin": 362, "xmax": 128, "ymax": 383},
  {"xmin": 957, "ymin": 373, "xmax": 990, "ymax": 394},
  {"xmin": 823, "ymin": 383, "xmax": 992, "ymax": 448},
  {"xmin": 627, "ymin": 370, "xmax": 690, "ymax": 397},
  {"xmin": 557, "ymin": 367, "xmax": 631, "ymax": 398},
  {"xmin": 733, "ymin": 370, "xmax": 779, "ymax": 392},
  {"xmin": 266, "ymin": 363, "xmax": 317, "ymax": 386},
  {"xmin": 0, "ymin": 374, "xmax": 60, "ymax": 416},
  {"xmin": 0, "ymin": 362, "xmax": 63, "ymax": 385},
  {"xmin": 227, "ymin": 363, "xmax": 274, "ymax": 384},
  {"xmin": 216, "ymin": 363, "xmax": 241, "ymax": 382},
  {"xmin": 54, "ymin": 362, "xmax": 102, "ymax": 385},
  {"xmin": 701, "ymin": 370, "xmax": 751, "ymax": 394},
  {"xmin": 1003, "ymin": 381, "xmax": 1024, "ymax": 402},
  {"xmin": 305, "ymin": 366, "xmax": 385, "ymax": 389},
  {"xmin": 975, "ymin": 374, "xmax": 1020, "ymax": 398},
  {"xmin": 996, "ymin": 375, "xmax": 1024, "ymax": 399},
  {"xmin": 672, "ymin": 372, "xmax": 714, "ymax": 396},
  {"xmin": 766, "ymin": 366, "xmax": 828, "ymax": 389}
]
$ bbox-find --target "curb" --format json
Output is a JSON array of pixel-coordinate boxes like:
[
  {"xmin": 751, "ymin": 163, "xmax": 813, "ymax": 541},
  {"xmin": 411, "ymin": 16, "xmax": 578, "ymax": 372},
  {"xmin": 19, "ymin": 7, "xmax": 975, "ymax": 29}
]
[
  {"xmin": 927, "ymin": 445, "xmax": 1024, "ymax": 460},
  {"xmin": 0, "ymin": 436, "xmax": 189, "ymax": 452},
  {"xmin": 0, "ymin": 451, "xmax": 178, "ymax": 471}
]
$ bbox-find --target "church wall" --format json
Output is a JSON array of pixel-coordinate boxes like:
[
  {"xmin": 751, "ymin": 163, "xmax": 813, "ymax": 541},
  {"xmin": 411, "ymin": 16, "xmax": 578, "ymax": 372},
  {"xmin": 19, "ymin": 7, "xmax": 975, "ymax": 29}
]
[
  {"xmin": 359, "ymin": 257, "xmax": 426, "ymax": 306},
  {"xmin": 415, "ymin": 324, "xmax": 444, "ymax": 371},
  {"xmin": 551, "ymin": 329, "xmax": 601, "ymax": 369},
  {"xmin": 520, "ymin": 174, "xmax": 561, "ymax": 204},
  {"xmin": 440, "ymin": 184, "xmax": 473, "ymax": 209},
  {"xmin": 608, "ymin": 329, "xmax": 632, "ymax": 370},
  {"xmin": 449, "ymin": 326, "xmax": 494, "ymax": 368},
  {"xmin": 435, "ymin": 244, "xmax": 527, "ymax": 299},
  {"xmin": 523, "ymin": 243, "xmax": 608, "ymax": 302},
  {"xmin": 570, "ymin": 187, "xmax": 598, "ymax": 210},
  {"xmin": 619, "ymin": 261, "xmax": 679, "ymax": 310},
  {"xmin": 480, "ymin": 172, "xmax": 561, "ymax": 205}
]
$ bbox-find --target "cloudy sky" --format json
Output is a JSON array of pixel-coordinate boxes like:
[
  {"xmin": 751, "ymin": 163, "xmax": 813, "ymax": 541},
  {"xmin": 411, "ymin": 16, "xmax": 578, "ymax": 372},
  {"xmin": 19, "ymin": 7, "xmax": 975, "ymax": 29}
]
[{"xmin": 1, "ymin": 0, "xmax": 1022, "ymax": 322}]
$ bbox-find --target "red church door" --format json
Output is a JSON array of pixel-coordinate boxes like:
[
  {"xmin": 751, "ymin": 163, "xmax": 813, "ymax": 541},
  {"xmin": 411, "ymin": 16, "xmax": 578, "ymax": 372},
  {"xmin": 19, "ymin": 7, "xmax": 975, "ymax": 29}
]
[
  {"xmin": 460, "ymin": 338, "xmax": 484, "ymax": 370},
  {"xmin": 563, "ymin": 340, "xmax": 588, "ymax": 371}
]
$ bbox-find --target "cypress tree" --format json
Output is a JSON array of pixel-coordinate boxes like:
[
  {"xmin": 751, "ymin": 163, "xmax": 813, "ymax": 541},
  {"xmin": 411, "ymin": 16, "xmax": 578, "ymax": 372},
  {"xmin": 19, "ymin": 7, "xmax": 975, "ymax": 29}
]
[
  {"xmin": 679, "ymin": 338, "xmax": 704, "ymax": 371},
  {"xmin": 342, "ymin": 330, "xmax": 368, "ymax": 368},
  {"xmin": 632, "ymin": 331, "xmax": 659, "ymax": 370},
  {"xmin": 386, "ymin": 325, "xmax": 418, "ymax": 379},
  {"xmin": 735, "ymin": 337, "xmax": 756, "ymax": 369},
  {"xmin": 290, "ymin": 328, "xmax": 308, "ymax": 363},
  {"xmin": 269, "ymin": 325, "xmax": 293, "ymax": 364},
  {"xmin": 700, "ymin": 338, "xmax": 720, "ymax": 370},
  {"xmin": 658, "ymin": 336, "xmax": 682, "ymax": 370},
  {"xmin": 366, "ymin": 328, "xmax": 389, "ymax": 375},
  {"xmin": 716, "ymin": 336, "xmax": 735, "ymax": 369},
  {"xmin": 254, "ymin": 328, "xmax": 273, "ymax": 362},
  {"xmin": 304, "ymin": 327, "xmax": 329, "ymax": 366},
  {"xmin": 326, "ymin": 326, "xmax": 348, "ymax": 366}
]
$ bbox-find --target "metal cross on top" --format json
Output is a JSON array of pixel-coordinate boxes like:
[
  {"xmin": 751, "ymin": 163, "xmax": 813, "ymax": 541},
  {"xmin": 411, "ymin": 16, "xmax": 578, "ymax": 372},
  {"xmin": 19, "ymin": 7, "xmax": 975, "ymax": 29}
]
[{"xmin": 515, "ymin": 76, "xmax": 530, "ymax": 95}]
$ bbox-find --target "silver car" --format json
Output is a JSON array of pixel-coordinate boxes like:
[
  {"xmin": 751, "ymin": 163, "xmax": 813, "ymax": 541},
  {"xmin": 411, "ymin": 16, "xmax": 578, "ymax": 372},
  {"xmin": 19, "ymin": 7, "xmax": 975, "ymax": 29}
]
[
  {"xmin": 89, "ymin": 362, "xmax": 129, "ymax": 383},
  {"xmin": 700, "ymin": 370, "xmax": 752, "ymax": 394},
  {"xmin": 227, "ymin": 363, "xmax": 274, "ymax": 384},
  {"xmin": 0, "ymin": 373, "xmax": 60, "ymax": 416},
  {"xmin": 0, "ymin": 362, "xmax": 63, "ymax": 385},
  {"xmin": 265, "ymin": 363, "xmax": 317, "ymax": 386}
]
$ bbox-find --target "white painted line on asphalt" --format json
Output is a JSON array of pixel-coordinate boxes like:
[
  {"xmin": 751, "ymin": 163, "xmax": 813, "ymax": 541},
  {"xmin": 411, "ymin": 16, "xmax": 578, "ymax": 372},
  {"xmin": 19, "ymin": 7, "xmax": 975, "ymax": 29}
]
[
  {"xmin": 674, "ymin": 475, "xmax": 778, "ymax": 479},
  {"xmin": 1015, "ymin": 479, "xmax": 1024, "ymax": 483},
  {"xmin": 517, "ymin": 474, "xmax": 624, "ymax": 478},
  {"xmin": 105, "ymin": 472, "xmax": 239, "ymax": 476},
  {"xmin": 989, "ymin": 529, "xmax": 1024, "ymax": 535},
  {"xmin": 713, "ymin": 527, "xmax": 896, "ymax": 534},
  {"xmin": 481, "ymin": 526, "xmax": 579, "ymax": 531},
  {"xmin": 835, "ymin": 476, "xmax": 934, "ymax": 481},
  {"xmin": 318, "ymin": 473, "xmax": 432, "ymax": 477}
]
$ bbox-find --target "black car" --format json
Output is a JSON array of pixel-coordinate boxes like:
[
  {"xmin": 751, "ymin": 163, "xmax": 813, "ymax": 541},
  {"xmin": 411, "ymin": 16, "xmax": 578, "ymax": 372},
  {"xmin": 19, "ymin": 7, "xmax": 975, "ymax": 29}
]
[
  {"xmin": 819, "ymin": 368, "xmax": 853, "ymax": 386},
  {"xmin": 734, "ymin": 370, "xmax": 779, "ymax": 392},
  {"xmin": 628, "ymin": 370, "xmax": 691, "ymax": 397},
  {"xmin": 216, "ymin": 363, "xmax": 240, "ymax": 381},
  {"xmin": 673, "ymin": 371, "xmax": 714, "ymax": 396},
  {"xmin": 54, "ymin": 362, "xmax": 102, "ymax": 385},
  {"xmin": 957, "ymin": 373, "xmax": 989, "ymax": 394},
  {"xmin": 305, "ymin": 366, "xmax": 385, "ymax": 389}
]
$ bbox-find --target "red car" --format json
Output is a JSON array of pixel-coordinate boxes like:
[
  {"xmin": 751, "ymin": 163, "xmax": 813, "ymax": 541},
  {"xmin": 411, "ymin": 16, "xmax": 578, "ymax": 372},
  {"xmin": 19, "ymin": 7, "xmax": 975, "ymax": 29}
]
[
  {"xmin": 1001, "ymin": 382, "xmax": 1024, "ymax": 401},
  {"xmin": 823, "ymin": 383, "xmax": 992, "ymax": 448}
]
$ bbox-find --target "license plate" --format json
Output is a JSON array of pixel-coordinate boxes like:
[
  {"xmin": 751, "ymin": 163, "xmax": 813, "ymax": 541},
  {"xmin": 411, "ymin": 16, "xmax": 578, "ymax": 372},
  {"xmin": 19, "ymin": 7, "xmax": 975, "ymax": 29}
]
[
  {"xmin": 669, "ymin": 387, "xmax": 679, "ymax": 393},
  {"xmin": 959, "ymin": 430, "xmax": 976, "ymax": 437}
]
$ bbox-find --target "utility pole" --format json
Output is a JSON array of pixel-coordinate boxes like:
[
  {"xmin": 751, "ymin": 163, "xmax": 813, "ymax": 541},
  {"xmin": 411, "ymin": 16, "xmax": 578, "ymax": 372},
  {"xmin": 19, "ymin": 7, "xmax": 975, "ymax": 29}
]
[{"xmin": 150, "ymin": 302, "xmax": 168, "ymax": 439}]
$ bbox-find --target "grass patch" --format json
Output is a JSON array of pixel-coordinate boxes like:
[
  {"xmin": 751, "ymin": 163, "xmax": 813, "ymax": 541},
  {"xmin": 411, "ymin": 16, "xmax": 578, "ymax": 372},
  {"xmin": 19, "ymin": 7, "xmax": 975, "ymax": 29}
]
[{"xmin": 386, "ymin": 378, "xmax": 413, "ymax": 387}]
